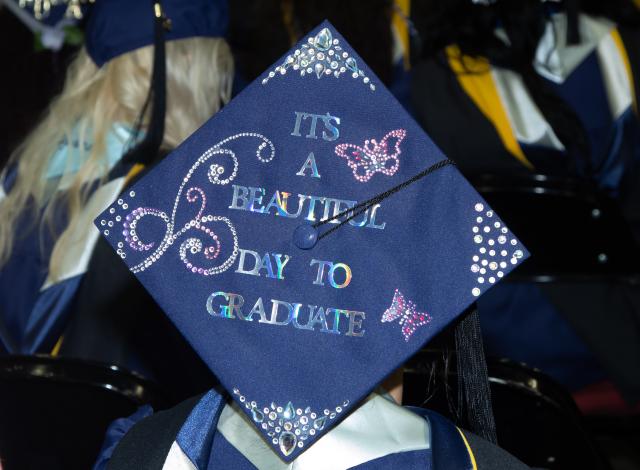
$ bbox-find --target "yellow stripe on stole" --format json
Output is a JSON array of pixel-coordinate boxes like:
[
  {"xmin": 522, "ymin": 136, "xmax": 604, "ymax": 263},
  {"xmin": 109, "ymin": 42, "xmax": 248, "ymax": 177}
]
[
  {"xmin": 610, "ymin": 28, "xmax": 638, "ymax": 114},
  {"xmin": 445, "ymin": 45, "xmax": 534, "ymax": 169},
  {"xmin": 124, "ymin": 163, "xmax": 145, "ymax": 186},
  {"xmin": 456, "ymin": 427, "xmax": 479, "ymax": 470},
  {"xmin": 50, "ymin": 336, "xmax": 64, "ymax": 356},
  {"xmin": 393, "ymin": 0, "xmax": 411, "ymax": 70}
]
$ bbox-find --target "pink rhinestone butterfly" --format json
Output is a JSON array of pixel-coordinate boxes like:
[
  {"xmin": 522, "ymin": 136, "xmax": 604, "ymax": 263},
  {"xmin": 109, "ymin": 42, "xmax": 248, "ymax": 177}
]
[
  {"xmin": 381, "ymin": 289, "xmax": 432, "ymax": 341},
  {"xmin": 334, "ymin": 129, "xmax": 406, "ymax": 183}
]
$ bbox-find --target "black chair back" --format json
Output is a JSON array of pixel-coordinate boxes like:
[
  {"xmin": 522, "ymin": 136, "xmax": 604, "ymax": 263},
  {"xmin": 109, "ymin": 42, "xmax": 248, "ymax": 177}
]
[
  {"xmin": 404, "ymin": 352, "xmax": 612, "ymax": 470},
  {"xmin": 472, "ymin": 173, "xmax": 640, "ymax": 283},
  {"xmin": 0, "ymin": 355, "xmax": 165, "ymax": 470}
]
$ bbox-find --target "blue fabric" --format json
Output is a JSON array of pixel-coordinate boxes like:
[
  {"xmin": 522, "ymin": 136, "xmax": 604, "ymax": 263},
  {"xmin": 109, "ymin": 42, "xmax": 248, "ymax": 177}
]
[
  {"xmin": 409, "ymin": 408, "xmax": 473, "ymax": 470},
  {"xmin": 597, "ymin": 107, "xmax": 640, "ymax": 194},
  {"xmin": 207, "ymin": 432, "xmax": 258, "ymax": 470},
  {"xmin": 15, "ymin": 1, "xmax": 74, "ymax": 26},
  {"xmin": 206, "ymin": 410, "xmax": 438, "ymax": 469},
  {"xmin": 86, "ymin": 0, "xmax": 229, "ymax": 67},
  {"xmin": 95, "ymin": 395, "xmax": 467, "ymax": 468},
  {"xmin": 350, "ymin": 450, "xmax": 433, "ymax": 469},
  {"xmin": 94, "ymin": 21, "xmax": 529, "ymax": 461},
  {"xmin": 547, "ymin": 53, "xmax": 613, "ymax": 171},
  {"xmin": 0, "ymin": 165, "xmax": 98, "ymax": 354},
  {"xmin": 0, "ymin": 171, "xmax": 54, "ymax": 351},
  {"xmin": 205, "ymin": 400, "xmax": 468, "ymax": 469},
  {"xmin": 495, "ymin": 36, "xmax": 640, "ymax": 392},
  {"xmin": 479, "ymin": 283, "xmax": 607, "ymax": 390},
  {"xmin": 206, "ymin": 412, "xmax": 436, "ymax": 469},
  {"xmin": 543, "ymin": 49, "xmax": 640, "ymax": 192},
  {"xmin": 176, "ymin": 389, "xmax": 226, "ymax": 469},
  {"xmin": 0, "ymin": 222, "xmax": 50, "ymax": 352},
  {"xmin": 93, "ymin": 405, "xmax": 154, "ymax": 470},
  {"xmin": 1, "ymin": 165, "xmax": 19, "ymax": 193},
  {"xmin": 23, "ymin": 276, "xmax": 83, "ymax": 353},
  {"xmin": 0, "ymin": 123, "xmax": 137, "ymax": 353},
  {"xmin": 0, "ymin": 184, "xmax": 71, "ymax": 353},
  {"xmin": 0, "ymin": 265, "xmax": 82, "ymax": 355}
]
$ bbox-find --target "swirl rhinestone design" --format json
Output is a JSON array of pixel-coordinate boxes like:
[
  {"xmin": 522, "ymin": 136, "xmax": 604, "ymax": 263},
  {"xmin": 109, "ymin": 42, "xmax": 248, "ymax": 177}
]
[
  {"xmin": 99, "ymin": 133, "xmax": 275, "ymax": 276},
  {"xmin": 470, "ymin": 203, "xmax": 523, "ymax": 296},
  {"xmin": 262, "ymin": 27, "xmax": 376, "ymax": 91},
  {"xmin": 233, "ymin": 388, "xmax": 349, "ymax": 457}
]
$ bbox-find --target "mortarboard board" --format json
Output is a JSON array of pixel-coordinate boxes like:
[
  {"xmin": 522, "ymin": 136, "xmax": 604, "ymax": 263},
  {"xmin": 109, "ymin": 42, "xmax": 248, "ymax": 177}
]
[{"xmin": 95, "ymin": 21, "xmax": 529, "ymax": 461}]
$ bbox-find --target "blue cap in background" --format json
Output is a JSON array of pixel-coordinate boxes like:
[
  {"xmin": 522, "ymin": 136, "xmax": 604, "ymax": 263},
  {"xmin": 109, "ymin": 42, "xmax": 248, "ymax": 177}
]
[{"xmin": 85, "ymin": 0, "xmax": 228, "ymax": 66}]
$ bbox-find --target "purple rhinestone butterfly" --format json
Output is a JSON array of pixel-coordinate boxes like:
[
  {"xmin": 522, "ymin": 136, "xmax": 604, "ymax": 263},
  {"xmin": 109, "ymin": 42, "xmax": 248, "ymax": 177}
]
[
  {"xmin": 381, "ymin": 289, "xmax": 432, "ymax": 341},
  {"xmin": 335, "ymin": 129, "xmax": 406, "ymax": 183}
]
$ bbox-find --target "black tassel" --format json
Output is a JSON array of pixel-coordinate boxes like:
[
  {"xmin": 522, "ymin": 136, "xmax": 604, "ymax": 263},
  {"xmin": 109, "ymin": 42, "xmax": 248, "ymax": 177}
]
[
  {"xmin": 120, "ymin": 0, "xmax": 168, "ymax": 169},
  {"xmin": 455, "ymin": 305, "xmax": 498, "ymax": 444},
  {"xmin": 565, "ymin": 0, "xmax": 581, "ymax": 45}
]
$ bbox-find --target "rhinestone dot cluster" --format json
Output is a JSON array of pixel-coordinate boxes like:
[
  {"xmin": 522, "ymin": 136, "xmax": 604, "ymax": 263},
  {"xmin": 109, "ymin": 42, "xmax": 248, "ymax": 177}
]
[
  {"xmin": 233, "ymin": 388, "xmax": 349, "ymax": 457},
  {"xmin": 470, "ymin": 203, "xmax": 523, "ymax": 296},
  {"xmin": 262, "ymin": 27, "xmax": 375, "ymax": 91},
  {"xmin": 99, "ymin": 190, "xmax": 138, "ymax": 257}
]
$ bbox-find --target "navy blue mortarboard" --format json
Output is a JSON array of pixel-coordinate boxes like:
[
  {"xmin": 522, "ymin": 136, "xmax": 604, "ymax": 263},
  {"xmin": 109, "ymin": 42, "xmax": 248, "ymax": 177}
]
[
  {"xmin": 95, "ymin": 21, "xmax": 529, "ymax": 461},
  {"xmin": 85, "ymin": 0, "xmax": 228, "ymax": 67}
]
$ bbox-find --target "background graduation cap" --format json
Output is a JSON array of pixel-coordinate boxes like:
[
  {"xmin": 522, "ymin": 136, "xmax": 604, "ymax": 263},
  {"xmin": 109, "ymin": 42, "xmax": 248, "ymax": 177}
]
[
  {"xmin": 95, "ymin": 21, "xmax": 529, "ymax": 461},
  {"xmin": 4, "ymin": 0, "xmax": 84, "ymax": 51},
  {"xmin": 15, "ymin": 0, "xmax": 229, "ymax": 172},
  {"xmin": 85, "ymin": 0, "xmax": 229, "ymax": 172}
]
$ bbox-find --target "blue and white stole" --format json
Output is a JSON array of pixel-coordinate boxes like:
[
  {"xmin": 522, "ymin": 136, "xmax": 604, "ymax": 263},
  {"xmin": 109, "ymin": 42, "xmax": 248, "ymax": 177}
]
[
  {"xmin": 0, "ymin": 124, "xmax": 140, "ymax": 353},
  {"xmin": 163, "ymin": 390, "xmax": 475, "ymax": 470}
]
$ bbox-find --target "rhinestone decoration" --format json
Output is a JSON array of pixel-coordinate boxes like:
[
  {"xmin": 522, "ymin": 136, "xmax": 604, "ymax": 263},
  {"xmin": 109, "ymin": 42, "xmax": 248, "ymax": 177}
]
[
  {"xmin": 233, "ymin": 388, "xmax": 349, "ymax": 457},
  {"xmin": 100, "ymin": 133, "xmax": 275, "ymax": 276},
  {"xmin": 262, "ymin": 27, "xmax": 376, "ymax": 91},
  {"xmin": 18, "ymin": 0, "xmax": 94, "ymax": 20},
  {"xmin": 470, "ymin": 203, "xmax": 521, "ymax": 296},
  {"xmin": 381, "ymin": 289, "xmax": 432, "ymax": 341},
  {"xmin": 335, "ymin": 129, "xmax": 406, "ymax": 183}
]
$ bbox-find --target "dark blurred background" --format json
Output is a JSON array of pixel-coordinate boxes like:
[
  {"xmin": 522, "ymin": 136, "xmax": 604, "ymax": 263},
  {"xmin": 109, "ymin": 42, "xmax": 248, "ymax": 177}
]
[{"xmin": 1, "ymin": 1, "xmax": 639, "ymax": 469}]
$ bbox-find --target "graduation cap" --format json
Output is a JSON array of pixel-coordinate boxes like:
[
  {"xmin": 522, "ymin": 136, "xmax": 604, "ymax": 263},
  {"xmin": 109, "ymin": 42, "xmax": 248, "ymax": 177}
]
[
  {"xmin": 84, "ymin": 0, "xmax": 228, "ymax": 67},
  {"xmin": 83, "ymin": 0, "xmax": 229, "ymax": 171},
  {"xmin": 14, "ymin": 0, "xmax": 88, "ymax": 21},
  {"xmin": 7, "ymin": 0, "xmax": 82, "ymax": 51},
  {"xmin": 15, "ymin": 0, "xmax": 229, "ymax": 178},
  {"xmin": 95, "ymin": 21, "xmax": 529, "ymax": 461}
]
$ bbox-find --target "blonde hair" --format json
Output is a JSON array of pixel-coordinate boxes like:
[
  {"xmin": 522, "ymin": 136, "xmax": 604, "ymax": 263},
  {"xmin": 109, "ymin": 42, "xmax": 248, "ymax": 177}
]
[{"xmin": 0, "ymin": 36, "xmax": 233, "ymax": 279}]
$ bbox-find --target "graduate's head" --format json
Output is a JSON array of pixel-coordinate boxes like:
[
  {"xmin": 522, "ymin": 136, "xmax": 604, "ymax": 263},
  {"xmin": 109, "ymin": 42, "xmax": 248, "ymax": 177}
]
[{"xmin": 0, "ymin": 0, "xmax": 232, "ymax": 278}]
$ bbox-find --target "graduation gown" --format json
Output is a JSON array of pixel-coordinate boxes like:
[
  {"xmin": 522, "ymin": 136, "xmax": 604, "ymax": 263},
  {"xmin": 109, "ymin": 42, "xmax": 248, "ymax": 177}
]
[
  {"xmin": 99, "ymin": 391, "xmax": 531, "ymax": 470},
  {"xmin": 410, "ymin": 11, "xmax": 640, "ymax": 403}
]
